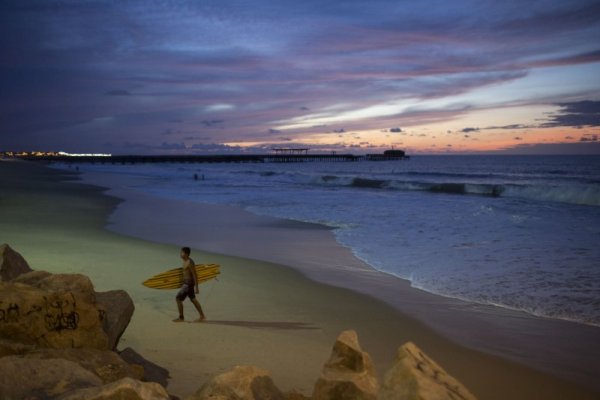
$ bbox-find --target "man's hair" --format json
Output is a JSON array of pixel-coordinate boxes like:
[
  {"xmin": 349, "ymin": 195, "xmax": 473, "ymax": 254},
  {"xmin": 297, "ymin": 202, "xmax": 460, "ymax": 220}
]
[{"xmin": 181, "ymin": 247, "xmax": 191, "ymax": 256}]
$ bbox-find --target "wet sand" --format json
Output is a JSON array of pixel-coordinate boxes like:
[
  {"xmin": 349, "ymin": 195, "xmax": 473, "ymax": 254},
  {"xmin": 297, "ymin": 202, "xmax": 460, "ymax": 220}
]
[{"xmin": 1, "ymin": 159, "xmax": 599, "ymax": 399}]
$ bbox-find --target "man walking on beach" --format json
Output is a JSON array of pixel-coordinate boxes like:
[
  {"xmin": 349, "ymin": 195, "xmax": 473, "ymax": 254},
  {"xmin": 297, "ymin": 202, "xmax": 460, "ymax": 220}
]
[{"xmin": 174, "ymin": 247, "xmax": 206, "ymax": 322}]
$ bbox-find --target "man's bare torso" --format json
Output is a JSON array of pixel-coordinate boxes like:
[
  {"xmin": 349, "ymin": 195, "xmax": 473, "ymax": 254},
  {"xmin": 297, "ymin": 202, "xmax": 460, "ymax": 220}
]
[{"xmin": 182, "ymin": 257, "xmax": 195, "ymax": 284}]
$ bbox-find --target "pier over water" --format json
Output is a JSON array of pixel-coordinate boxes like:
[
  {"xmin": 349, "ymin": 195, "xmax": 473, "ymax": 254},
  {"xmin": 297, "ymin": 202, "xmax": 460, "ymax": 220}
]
[{"xmin": 16, "ymin": 150, "xmax": 409, "ymax": 164}]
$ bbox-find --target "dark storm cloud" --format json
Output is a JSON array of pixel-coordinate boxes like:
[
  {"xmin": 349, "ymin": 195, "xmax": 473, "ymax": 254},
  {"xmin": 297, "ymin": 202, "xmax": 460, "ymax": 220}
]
[
  {"xmin": 499, "ymin": 141, "xmax": 600, "ymax": 155},
  {"xmin": 479, "ymin": 101, "xmax": 600, "ymax": 133},
  {"xmin": 543, "ymin": 101, "xmax": 600, "ymax": 127},
  {"xmin": 485, "ymin": 124, "xmax": 533, "ymax": 130},
  {"xmin": 557, "ymin": 101, "xmax": 600, "ymax": 116}
]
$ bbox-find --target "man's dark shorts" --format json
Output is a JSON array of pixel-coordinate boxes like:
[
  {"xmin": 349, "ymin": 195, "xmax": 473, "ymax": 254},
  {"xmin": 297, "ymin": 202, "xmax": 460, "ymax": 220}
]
[{"xmin": 176, "ymin": 282, "xmax": 196, "ymax": 301}]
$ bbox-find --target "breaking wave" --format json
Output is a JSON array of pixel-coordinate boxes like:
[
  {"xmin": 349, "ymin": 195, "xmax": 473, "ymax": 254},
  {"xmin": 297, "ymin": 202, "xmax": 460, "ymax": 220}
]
[{"xmin": 312, "ymin": 175, "xmax": 600, "ymax": 206}]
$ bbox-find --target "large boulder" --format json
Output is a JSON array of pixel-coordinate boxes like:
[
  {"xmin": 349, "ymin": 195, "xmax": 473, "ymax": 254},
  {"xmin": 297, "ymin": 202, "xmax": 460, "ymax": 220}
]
[
  {"xmin": 13, "ymin": 271, "xmax": 135, "ymax": 350},
  {"xmin": 24, "ymin": 347, "xmax": 144, "ymax": 384},
  {"xmin": 379, "ymin": 342, "xmax": 477, "ymax": 400},
  {"xmin": 0, "ymin": 243, "xmax": 32, "ymax": 281},
  {"xmin": 0, "ymin": 280, "xmax": 109, "ymax": 349},
  {"xmin": 30, "ymin": 273, "xmax": 98, "ymax": 303},
  {"xmin": 190, "ymin": 365, "xmax": 285, "ymax": 400},
  {"xmin": 312, "ymin": 330, "xmax": 379, "ymax": 400},
  {"xmin": 56, "ymin": 377, "xmax": 170, "ymax": 400},
  {"xmin": 96, "ymin": 290, "xmax": 135, "ymax": 350},
  {"xmin": 0, "ymin": 355, "xmax": 103, "ymax": 399},
  {"xmin": 120, "ymin": 347, "xmax": 171, "ymax": 387}
]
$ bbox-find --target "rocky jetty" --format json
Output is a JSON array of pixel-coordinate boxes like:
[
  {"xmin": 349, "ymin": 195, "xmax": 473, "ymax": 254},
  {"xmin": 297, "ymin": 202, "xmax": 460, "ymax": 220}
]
[
  {"xmin": 1, "ymin": 244, "xmax": 476, "ymax": 399},
  {"xmin": 191, "ymin": 330, "xmax": 476, "ymax": 400},
  {"xmin": 0, "ymin": 244, "xmax": 170, "ymax": 400}
]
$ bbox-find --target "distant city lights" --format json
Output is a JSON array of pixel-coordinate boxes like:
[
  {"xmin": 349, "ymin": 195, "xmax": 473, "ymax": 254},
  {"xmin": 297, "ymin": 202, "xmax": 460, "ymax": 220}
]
[
  {"xmin": 58, "ymin": 152, "xmax": 112, "ymax": 157},
  {"xmin": 0, "ymin": 151, "xmax": 112, "ymax": 158}
]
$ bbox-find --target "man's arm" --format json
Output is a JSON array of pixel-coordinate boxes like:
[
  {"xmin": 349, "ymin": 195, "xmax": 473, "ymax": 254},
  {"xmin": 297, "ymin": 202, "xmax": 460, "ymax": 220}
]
[{"xmin": 189, "ymin": 260, "xmax": 199, "ymax": 293}]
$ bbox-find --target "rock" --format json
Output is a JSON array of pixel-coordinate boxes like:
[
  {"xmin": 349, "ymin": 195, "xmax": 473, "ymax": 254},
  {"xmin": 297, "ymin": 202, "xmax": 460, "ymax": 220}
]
[
  {"xmin": 120, "ymin": 346, "xmax": 171, "ymax": 387},
  {"xmin": 0, "ymin": 246, "xmax": 166, "ymax": 399},
  {"xmin": 284, "ymin": 391, "xmax": 311, "ymax": 400},
  {"xmin": 0, "ymin": 355, "xmax": 102, "ymax": 399},
  {"xmin": 0, "ymin": 337, "xmax": 35, "ymax": 357},
  {"xmin": 12, "ymin": 270, "xmax": 52, "ymax": 286},
  {"xmin": 191, "ymin": 365, "xmax": 285, "ymax": 400},
  {"xmin": 0, "ymin": 244, "xmax": 32, "ymax": 281},
  {"xmin": 96, "ymin": 290, "xmax": 135, "ymax": 350},
  {"xmin": 24, "ymin": 347, "xmax": 144, "ymax": 383},
  {"xmin": 312, "ymin": 330, "xmax": 378, "ymax": 400},
  {"xmin": 0, "ymin": 281, "xmax": 109, "ymax": 349},
  {"xmin": 56, "ymin": 377, "xmax": 170, "ymax": 400},
  {"xmin": 13, "ymin": 272, "xmax": 135, "ymax": 350},
  {"xmin": 379, "ymin": 342, "xmax": 477, "ymax": 400},
  {"xmin": 32, "ymin": 273, "xmax": 98, "ymax": 303}
]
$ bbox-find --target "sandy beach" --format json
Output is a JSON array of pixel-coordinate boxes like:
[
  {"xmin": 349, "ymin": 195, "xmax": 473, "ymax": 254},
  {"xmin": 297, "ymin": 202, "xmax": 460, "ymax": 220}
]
[{"xmin": 2, "ymin": 159, "xmax": 599, "ymax": 400}]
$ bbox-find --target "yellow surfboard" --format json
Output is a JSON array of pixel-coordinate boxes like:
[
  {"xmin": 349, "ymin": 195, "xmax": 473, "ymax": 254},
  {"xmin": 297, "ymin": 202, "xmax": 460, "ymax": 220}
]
[{"xmin": 142, "ymin": 264, "xmax": 220, "ymax": 289}]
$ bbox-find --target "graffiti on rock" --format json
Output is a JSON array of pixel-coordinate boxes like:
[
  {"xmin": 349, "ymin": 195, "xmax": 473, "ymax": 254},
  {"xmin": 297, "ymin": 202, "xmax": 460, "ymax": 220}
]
[
  {"xmin": 0, "ymin": 292, "xmax": 80, "ymax": 331},
  {"xmin": 43, "ymin": 293, "xmax": 79, "ymax": 331},
  {"xmin": 0, "ymin": 303, "xmax": 20, "ymax": 323}
]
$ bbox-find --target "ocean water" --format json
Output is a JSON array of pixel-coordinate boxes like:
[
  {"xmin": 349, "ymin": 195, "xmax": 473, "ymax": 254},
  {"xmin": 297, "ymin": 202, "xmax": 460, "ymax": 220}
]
[{"xmin": 60, "ymin": 155, "xmax": 600, "ymax": 326}]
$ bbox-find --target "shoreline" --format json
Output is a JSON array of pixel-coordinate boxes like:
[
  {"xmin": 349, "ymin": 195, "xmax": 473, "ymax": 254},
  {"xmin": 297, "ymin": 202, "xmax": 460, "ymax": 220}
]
[{"xmin": 2, "ymin": 160, "xmax": 599, "ymax": 399}]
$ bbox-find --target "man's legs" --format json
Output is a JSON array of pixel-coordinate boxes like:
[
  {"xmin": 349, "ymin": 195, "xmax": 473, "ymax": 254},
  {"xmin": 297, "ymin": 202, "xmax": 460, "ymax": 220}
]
[
  {"xmin": 191, "ymin": 298, "xmax": 206, "ymax": 321},
  {"xmin": 173, "ymin": 298, "xmax": 184, "ymax": 322},
  {"xmin": 173, "ymin": 284, "xmax": 205, "ymax": 322},
  {"xmin": 174, "ymin": 284, "xmax": 187, "ymax": 322}
]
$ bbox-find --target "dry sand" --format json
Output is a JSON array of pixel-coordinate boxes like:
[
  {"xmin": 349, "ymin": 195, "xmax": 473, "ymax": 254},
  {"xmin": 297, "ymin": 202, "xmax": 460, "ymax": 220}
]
[{"xmin": 1, "ymin": 159, "xmax": 599, "ymax": 400}]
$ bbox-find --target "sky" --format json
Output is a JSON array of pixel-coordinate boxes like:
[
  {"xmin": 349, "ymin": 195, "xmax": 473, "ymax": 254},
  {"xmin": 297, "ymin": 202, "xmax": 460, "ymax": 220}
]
[{"xmin": 1, "ymin": 0, "xmax": 600, "ymax": 155}]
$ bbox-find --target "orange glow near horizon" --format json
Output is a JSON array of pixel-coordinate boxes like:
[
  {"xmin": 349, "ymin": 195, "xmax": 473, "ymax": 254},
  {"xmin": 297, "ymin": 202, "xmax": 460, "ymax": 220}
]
[
  {"xmin": 221, "ymin": 103, "xmax": 600, "ymax": 154},
  {"xmin": 222, "ymin": 124, "xmax": 599, "ymax": 154}
]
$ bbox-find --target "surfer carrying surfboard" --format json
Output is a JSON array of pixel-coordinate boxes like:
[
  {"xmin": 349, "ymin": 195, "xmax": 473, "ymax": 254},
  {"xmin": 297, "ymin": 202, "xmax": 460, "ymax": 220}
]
[{"xmin": 173, "ymin": 247, "xmax": 206, "ymax": 322}]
